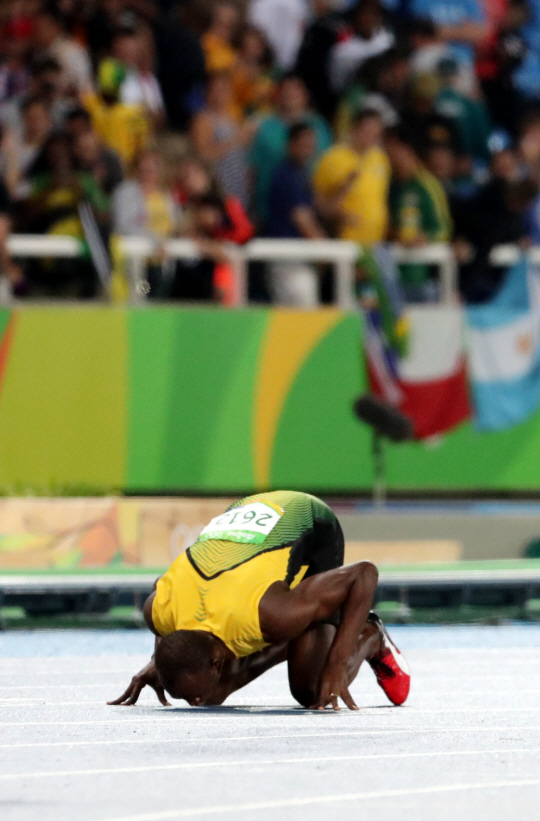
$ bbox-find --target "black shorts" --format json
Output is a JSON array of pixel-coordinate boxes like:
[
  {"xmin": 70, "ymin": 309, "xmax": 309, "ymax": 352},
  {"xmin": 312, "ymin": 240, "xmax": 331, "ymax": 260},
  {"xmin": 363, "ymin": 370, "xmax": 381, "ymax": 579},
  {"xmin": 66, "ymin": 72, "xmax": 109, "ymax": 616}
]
[{"xmin": 285, "ymin": 515, "xmax": 345, "ymax": 627}]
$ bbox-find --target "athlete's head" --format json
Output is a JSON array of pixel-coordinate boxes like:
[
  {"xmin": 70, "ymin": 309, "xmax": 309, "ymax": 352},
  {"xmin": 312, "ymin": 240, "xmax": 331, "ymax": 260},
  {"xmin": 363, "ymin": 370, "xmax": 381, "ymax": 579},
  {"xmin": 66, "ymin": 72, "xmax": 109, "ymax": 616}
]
[{"xmin": 154, "ymin": 631, "xmax": 223, "ymax": 706}]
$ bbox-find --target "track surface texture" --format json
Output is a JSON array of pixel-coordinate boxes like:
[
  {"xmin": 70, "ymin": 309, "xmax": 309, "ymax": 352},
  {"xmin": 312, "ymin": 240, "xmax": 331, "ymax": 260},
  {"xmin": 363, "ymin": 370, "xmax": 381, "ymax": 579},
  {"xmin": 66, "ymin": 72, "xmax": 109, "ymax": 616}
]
[{"xmin": 1, "ymin": 625, "xmax": 540, "ymax": 821}]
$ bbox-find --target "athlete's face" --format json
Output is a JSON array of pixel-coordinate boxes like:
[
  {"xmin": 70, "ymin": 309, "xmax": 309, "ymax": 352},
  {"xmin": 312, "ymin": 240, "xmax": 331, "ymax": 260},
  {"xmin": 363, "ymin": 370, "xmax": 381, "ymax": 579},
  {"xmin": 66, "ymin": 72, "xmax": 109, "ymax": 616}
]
[{"xmin": 170, "ymin": 669, "xmax": 220, "ymax": 707}]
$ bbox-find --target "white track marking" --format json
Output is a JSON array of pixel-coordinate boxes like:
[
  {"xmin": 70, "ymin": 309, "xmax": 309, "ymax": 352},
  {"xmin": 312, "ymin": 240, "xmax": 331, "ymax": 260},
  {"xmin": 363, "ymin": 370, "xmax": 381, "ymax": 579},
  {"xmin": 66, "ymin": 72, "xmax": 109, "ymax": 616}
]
[
  {"xmin": 0, "ymin": 683, "xmax": 138, "ymax": 689},
  {"xmin": 0, "ymin": 668, "xmax": 146, "ymax": 676},
  {"xmin": 2, "ymin": 691, "xmax": 540, "ymax": 706},
  {"xmin": 0, "ymin": 647, "xmax": 538, "ymax": 674},
  {"xmin": 2, "ymin": 725, "xmax": 540, "ymax": 749},
  {"xmin": 2, "ymin": 746, "xmax": 540, "ymax": 781},
  {"xmin": 2, "ymin": 687, "xmax": 540, "ymax": 699},
  {"xmin": 2, "ymin": 704, "xmax": 540, "ymax": 716},
  {"xmin": 95, "ymin": 777, "xmax": 540, "ymax": 821},
  {"xmin": 1, "ymin": 670, "xmax": 536, "ymax": 681},
  {"xmin": 3, "ymin": 704, "xmax": 540, "ymax": 722}
]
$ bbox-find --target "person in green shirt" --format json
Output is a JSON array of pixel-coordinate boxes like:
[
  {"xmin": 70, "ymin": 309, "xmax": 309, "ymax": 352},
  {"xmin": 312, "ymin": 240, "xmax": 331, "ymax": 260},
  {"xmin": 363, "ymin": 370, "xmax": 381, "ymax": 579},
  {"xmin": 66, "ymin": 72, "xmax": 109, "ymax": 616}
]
[
  {"xmin": 385, "ymin": 125, "xmax": 453, "ymax": 302},
  {"xmin": 435, "ymin": 58, "xmax": 491, "ymax": 165},
  {"xmin": 249, "ymin": 75, "xmax": 332, "ymax": 227}
]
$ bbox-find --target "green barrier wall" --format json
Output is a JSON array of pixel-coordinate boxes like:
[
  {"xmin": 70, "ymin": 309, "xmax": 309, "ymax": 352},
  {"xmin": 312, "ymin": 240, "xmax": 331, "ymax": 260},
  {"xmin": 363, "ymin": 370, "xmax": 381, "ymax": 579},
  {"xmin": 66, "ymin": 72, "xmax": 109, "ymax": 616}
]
[
  {"xmin": 0, "ymin": 306, "xmax": 369, "ymax": 493},
  {"xmin": 1, "ymin": 305, "xmax": 540, "ymax": 493}
]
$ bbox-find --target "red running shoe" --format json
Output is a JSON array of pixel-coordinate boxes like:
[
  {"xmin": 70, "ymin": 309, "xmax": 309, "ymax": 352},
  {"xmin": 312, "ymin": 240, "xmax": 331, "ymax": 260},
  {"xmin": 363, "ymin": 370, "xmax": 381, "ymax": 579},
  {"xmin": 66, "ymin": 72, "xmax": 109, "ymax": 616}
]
[{"xmin": 367, "ymin": 612, "xmax": 410, "ymax": 706}]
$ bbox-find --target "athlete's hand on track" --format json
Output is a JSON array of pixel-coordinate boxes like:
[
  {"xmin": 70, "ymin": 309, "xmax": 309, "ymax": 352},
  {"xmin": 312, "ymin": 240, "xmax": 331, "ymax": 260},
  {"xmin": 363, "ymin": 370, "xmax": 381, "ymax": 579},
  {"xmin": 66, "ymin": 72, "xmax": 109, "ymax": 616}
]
[
  {"xmin": 310, "ymin": 663, "xmax": 359, "ymax": 712},
  {"xmin": 108, "ymin": 660, "xmax": 171, "ymax": 707}
]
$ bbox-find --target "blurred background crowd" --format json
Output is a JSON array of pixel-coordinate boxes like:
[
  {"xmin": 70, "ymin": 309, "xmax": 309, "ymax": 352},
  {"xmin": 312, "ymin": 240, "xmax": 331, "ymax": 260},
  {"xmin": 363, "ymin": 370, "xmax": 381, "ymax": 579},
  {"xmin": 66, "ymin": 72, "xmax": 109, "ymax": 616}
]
[{"xmin": 2, "ymin": 0, "xmax": 540, "ymax": 304}]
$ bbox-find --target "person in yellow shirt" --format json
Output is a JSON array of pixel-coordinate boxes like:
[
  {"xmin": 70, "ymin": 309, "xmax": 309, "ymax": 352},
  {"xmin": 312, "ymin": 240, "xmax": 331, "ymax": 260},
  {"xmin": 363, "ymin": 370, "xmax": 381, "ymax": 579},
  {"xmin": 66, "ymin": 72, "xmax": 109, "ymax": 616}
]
[
  {"xmin": 82, "ymin": 59, "xmax": 149, "ymax": 168},
  {"xmin": 201, "ymin": 1, "xmax": 239, "ymax": 73},
  {"xmin": 313, "ymin": 109, "xmax": 391, "ymax": 245}
]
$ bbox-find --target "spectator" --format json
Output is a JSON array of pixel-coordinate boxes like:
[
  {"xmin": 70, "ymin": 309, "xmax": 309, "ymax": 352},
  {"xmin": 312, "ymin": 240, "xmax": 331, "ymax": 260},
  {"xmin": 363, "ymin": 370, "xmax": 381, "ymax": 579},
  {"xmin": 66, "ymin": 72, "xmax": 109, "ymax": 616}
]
[
  {"xmin": 478, "ymin": 1, "xmax": 528, "ymax": 133},
  {"xmin": 188, "ymin": 191, "xmax": 255, "ymax": 304},
  {"xmin": 112, "ymin": 28, "xmax": 165, "ymax": 129},
  {"xmin": 409, "ymin": 0, "xmax": 488, "ymax": 92},
  {"xmin": 335, "ymin": 48, "xmax": 407, "ymax": 140},
  {"xmin": 295, "ymin": 0, "xmax": 349, "ymax": 121},
  {"xmin": 400, "ymin": 74, "xmax": 462, "ymax": 156},
  {"xmin": 73, "ymin": 129, "xmax": 123, "ymax": 195},
  {"xmin": 83, "ymin": 58, "xmax": 149, "ymax": 168},
  {"xmin": 21, "ymin": 133, "xmax": 109, "ymax": 297},
  {"xmin": 517, "ymin": 111, "xmax": 540, "ymax": 183},
  {"xmin": 33, "ymin": 4, "xmax": 93, "ymax": 94},
  {"xmin": 0, "ymin": 174, "xmax": 25, "ymax": 296},
  {"xmin": 64, "ymin": 106, "xmax": 93, "ymax": 140},
  {"xmin": 313, "ymin": 109, "xmax": 391, "ymax": 246},
  {"xmin": 190, "ymin": 71, "xmax": 253, "ymax": 208},
  {"xmin": 232, "ymin": 26, "xmax": 275, "ymax": 117},
  {"xmin": 178, "ymin": 155, "xmax": 254, "ymax": 244},
  {"xmin": 512, "ymin": 2, "xmax": 540, "ymax": 114},
  {"xmin": 249, "ymin": 0, "xmax": 309, "ymax": 71},
  {"xmin": 386, "ymin": 125, "xmax": 453, "ymax": 302},
  {"xmin": 113, "ymin": 147, "xmax": 179, "ymax": 296},
  {"xmin": 201, "ymin": 2, "xmax": 239, "ymax": 74},
  {"xmin": 113, "ymin": 146, "xmax": 177, "ymax": 238},
  {"xmin": 422, "ymin": 137, "xmax": 476, "ymax": 214},
  {"xmin": 250, "ymin": 75, "xmax": 332, "ymax": 226},
  {"xmin": 266, "ymin": 122, "xmax": 326, "ymax": 306},
  {"xmin": 456, "ymin": 177, "xmax": 536, "ymax": 303},
  {"xmin": 0, "ymin": 57, "xmax": 66, "ymax": 139},
  {"xmin": 0, "ymin": 16, "xmax": 32, "ymax": 105},
  {"xmin": 489, "ymin": 130, "xmax": 521, "ymax": 183},
  {"xmin": 3, "ymin": 96, "xmax": 51, "ymax": 197},
  {"xmin": 153, "ymin": 2, "xmax": 206, "ymax": 131},
  {"xmin": 435, "ymin": 57, "xmax": 491, "ymax": 164},
  {"xmin": 423, "ymin": 139, "xmax": 457, "ymax": 190},
  {"xmin": 171, "ymin": 154, "xmax": 254, "ymax": 303},
  {"xmin": 329, "ymin": 0, "xmax": 395, "ymax": 93},
  {"xmin": 408, "ymin": 18, "xmax": 454, "ymax": 80}
]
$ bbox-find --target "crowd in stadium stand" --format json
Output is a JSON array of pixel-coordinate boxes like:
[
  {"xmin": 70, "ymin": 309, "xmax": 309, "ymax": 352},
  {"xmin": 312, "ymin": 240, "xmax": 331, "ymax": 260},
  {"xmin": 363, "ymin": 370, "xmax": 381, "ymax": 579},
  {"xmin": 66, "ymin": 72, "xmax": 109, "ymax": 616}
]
[{"xmin": 1, "ymin": 0, "xmax": 540, "ymax": 304}]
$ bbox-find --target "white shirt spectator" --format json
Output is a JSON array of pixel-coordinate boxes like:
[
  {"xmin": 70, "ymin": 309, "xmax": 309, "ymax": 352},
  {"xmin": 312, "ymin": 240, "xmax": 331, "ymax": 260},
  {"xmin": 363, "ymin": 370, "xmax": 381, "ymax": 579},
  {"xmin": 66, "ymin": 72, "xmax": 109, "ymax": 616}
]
[
  {"xmin": 120, "ymin": 71, "xmax": 165, "ymax": 115},
  {"xmin": 49, "ymin": 35, "xmax": 93, "ymax": 93},
  {"xmin": 329, "ymin": 27, "xmax": 395, "ymax": 91},
  {"xmin": 249, "ymin": 0, "xmax": 310, "ymax": 71}
]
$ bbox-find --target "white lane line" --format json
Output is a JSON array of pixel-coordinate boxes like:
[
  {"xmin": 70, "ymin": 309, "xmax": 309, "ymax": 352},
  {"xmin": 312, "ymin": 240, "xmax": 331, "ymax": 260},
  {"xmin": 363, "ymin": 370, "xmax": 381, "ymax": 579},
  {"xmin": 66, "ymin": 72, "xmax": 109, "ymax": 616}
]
[
  {"xmin": 2, "ymin": 725, "xmax": 540, "ymax": 751},
  {"xmin": 0, "ymin": 671, "xmax": 143, "ymax": 680},
  {"xmin": 1, "ymin": 688, "xmax": 540, "ymax": 702},
  {"xmin": 2, "ymin": 671, "xmax": 536, "ymax": 683},
  {"xmin": 2, "ymin": 682, "xmax": 540, "ymax": 697},
  {"xmin": 2, "ymin": 746, "xmax": 540, "ymax": 782},
  {"xmin": 95, "ymin": 777, "xmax": 540, "ymax": 821},
  {"xmin": 2, "ymin": 693, "xmax": 540, "ymax": 708},
  {"xmin": 0, "ymin": 649, "xmax": 538, "ymax": 673},
  {"xmin": 3, "ymin": 704, "xmax": 540, "ymax": 724},
  {"xmin": 0, "ymin": 683, "xmax": 137, "ymax": 690},
  {"xmin": 2, "ymin": 704, "xmax": 540, "ymax": 716}
]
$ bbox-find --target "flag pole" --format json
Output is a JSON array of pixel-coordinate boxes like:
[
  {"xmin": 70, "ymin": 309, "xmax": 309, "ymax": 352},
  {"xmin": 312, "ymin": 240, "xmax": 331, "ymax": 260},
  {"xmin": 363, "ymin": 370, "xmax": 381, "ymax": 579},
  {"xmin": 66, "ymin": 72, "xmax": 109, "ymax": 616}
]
[{"xmin": 354, "ymin": 395, "xmax": 414, "ymax": 507}]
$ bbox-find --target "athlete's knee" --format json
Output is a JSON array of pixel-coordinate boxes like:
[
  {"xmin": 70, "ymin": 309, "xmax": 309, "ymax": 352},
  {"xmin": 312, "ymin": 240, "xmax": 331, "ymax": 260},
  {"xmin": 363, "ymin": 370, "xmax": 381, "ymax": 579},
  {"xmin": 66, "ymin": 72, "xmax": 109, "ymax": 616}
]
[
  {"xmin": 290, "ymin": 683, "xmax": 317, "ymax": 709},
  {"xmin": 357, "ymin": 560, "xmax": 379, "ymax": 587}
]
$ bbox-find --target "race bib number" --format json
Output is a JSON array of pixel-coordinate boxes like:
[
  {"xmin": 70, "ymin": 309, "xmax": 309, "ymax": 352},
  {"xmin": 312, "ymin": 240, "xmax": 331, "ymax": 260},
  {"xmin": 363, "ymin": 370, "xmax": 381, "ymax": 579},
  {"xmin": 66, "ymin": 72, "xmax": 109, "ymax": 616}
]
[{"xmin": 198, "ymin": 502, "xmax": 283, "ymax": 545}]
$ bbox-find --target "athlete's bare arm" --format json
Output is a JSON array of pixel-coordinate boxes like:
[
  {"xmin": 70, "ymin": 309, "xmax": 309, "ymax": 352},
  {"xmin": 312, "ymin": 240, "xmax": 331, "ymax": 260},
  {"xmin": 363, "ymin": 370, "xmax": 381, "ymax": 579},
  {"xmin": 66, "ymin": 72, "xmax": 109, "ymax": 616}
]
[
  {"xmin": 259, "ymin": 561, "xmax": 379, "ymax": 710},
  {"xmin": 204, "ymin": 642, "xmax": 289, "ymax": 705},
  {"xmin": 107, "ymin": 635, "xmax": 170, "ymax": 706},
  {"xmin": 108, "ymin": 638, "xmax": 288, "ymax": 707}
]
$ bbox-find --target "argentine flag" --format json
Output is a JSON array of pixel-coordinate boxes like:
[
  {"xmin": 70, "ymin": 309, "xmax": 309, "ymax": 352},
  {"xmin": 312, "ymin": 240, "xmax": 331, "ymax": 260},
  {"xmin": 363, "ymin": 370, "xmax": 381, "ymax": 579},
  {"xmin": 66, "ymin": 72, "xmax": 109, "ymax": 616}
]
[{"xmin": 467, "ymin": 258, "xmax": 540, "ymax": 431}]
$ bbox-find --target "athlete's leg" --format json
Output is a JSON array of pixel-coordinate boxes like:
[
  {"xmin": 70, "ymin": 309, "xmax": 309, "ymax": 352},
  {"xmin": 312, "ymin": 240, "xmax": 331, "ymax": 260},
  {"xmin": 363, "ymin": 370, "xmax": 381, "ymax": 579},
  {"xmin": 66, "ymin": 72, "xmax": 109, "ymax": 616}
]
[
  {"xmin": 288, "ymin": 624, "xmax": 335, "ymax": 708},
  {"xmin": 286, "ymin": 512, "xmax": 409, "ymax": 708},
  {"xmin": 287, "ymin": 620, "xmax": 382, "ymax": 708}
]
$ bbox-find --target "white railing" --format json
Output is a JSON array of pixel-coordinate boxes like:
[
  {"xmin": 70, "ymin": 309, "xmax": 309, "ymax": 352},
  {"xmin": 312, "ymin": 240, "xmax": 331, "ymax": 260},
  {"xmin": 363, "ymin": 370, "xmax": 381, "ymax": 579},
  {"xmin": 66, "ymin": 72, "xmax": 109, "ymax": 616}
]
[{"xmin": 2, "ymin": 235, "xmax": 536, "ymax": 308}]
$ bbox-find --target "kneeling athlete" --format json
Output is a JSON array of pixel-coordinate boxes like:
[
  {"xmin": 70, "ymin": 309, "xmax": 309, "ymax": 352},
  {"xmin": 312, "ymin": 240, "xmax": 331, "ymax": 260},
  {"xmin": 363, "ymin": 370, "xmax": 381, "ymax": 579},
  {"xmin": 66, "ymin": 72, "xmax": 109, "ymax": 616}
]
[{"xmin": 109, "ymin": 491, "xmax": 410, "ymax": 711}]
